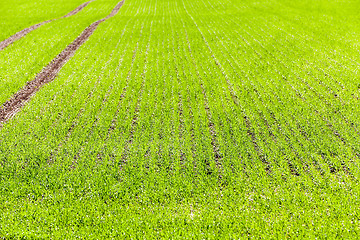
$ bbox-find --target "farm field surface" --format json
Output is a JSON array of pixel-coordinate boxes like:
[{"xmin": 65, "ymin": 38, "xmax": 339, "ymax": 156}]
[
  {"xmin": 0, "ymin": 0, "xmax": 88, "ymax": 42},
  {"xmin": 1, "ymin": 0, "xmax": 360, "ymax": 238}
]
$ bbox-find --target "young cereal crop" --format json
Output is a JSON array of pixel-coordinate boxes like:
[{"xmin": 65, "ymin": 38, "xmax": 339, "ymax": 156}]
[{"xmin": 0, "ymin": 0, "xmax": 360, "ymax": 238}]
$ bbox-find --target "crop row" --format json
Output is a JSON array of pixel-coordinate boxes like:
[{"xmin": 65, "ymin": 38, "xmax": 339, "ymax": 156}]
[{"xmin": 1, "ymin": 0, "xmax": 360, "ymax": 238}]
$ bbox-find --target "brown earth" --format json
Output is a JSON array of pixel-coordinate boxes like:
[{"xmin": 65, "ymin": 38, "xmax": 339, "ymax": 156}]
[
  {"xmin": 0, "ymin": 0, "xmax": 125, "ymax": 125},
  {"xmin": 0, "ymin": 1, "xmax": 93, "ymax": 51}
]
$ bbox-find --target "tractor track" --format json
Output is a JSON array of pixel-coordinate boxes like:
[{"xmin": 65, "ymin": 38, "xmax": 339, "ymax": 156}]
[
  {"xmin": 0, "ymin": 1, "xmax": 93, "ymax": 51},
  {"xmin": 0, "ymin": 0, "xmax": 125, "ymax": 127}
]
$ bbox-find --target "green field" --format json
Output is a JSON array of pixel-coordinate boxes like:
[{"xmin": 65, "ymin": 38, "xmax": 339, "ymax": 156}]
[{"xmin": 1, "ymin": 0, "xmax": 360, "ymax": 238}]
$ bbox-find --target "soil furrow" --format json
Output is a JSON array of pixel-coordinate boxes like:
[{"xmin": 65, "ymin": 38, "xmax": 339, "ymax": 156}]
[
  {"xmin": 0, "ymin": 0, "xmax": 125, "ymax": 127},
  {"xmin": 0, "ymin": 1, "xmax": 93, "ymax": 51},
  {"xmin": 51, "ymin": 23, "xmax": 129, "ymax": 166},
  {"xmin": 100, "ymin": 37, "xmax": 141, "ymax": 165}
]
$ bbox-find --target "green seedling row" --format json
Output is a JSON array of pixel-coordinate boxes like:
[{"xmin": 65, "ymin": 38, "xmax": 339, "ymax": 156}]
[{"xmin": 1, "ymin": 0, "xmax": 360, "ymax": 238}]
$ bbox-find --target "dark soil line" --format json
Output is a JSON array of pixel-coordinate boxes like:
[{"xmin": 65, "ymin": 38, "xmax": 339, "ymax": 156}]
[
  {"xmin": 61, "ymin": 1, "xmax": 94, "ymax": 18},
  {"xmin": 119, "ymin": 29, "xmax": 152, "ymax": 169},
  {"xmin": 243, "ymin": 115, "xmax": 272, "ymax": 175},
  {"xmin": 185, "ymin": 88, "xmax": 199, "ymax": 177},
  {"xmin": 54, "ymin": 27, "xmax": 130, "ymax": 166},
  {"xmin": 240, "ymin": 28, "xmax": 360, "ymax": 134},
  {"xmin": 48, "ymin": 107, "xmax": 85, "ymax": 164},
  {"xmin": 0, "ymin": 1, "xmax": 93, "ymax": 51},
  {"xmin": 207, "ymin": 16, "xmax": 357, "ymax": 176},
  {"xmin": 106, "ymin": 45, "xmax": 138, "ymax": 140},
  {"xmin": 269, "ymin": 110, "xmax": 312, "ymax": 175},
  {"xmin": 55, "ymin": 74, "xmax": 104, "ymax": 165},
  {"xmin": 215, "ymin": 24, "xmax": 345, "ymax": 177},
  {"xmin": 173, "ymin": 31, "xmax": 190, "ymax": 171},
  {"xmin": 315, "ymin": 110, "xmax": 358, "ymax": 178},
  {"xmin": 198, "ymin": 32, "xmax": 271, "ymax": 175},
  {"xmin": 0, "ymin": 0, "xmax": 125, "ymax": 127},
  {"xmin": 100, "ymin": 42, "xmax": 140, "ymax": 165},
  {"xmin": 183, "ymin": 28, "xmax": 223, "ymax": 177},
  {"xmin": 201, "ymin": 28, "xmax": 277, "ymax": 176},
  {"xmin": 42, "ymin": 46, "xmax": 106, "ymax": 152},
  {"xmin": 178, "ymin": 90, "xmax": 185, "ymax": 167},
  {"xmin": 213, "ymin": 30, "xmax": 330, "ymax": 177},
  {"xmin": 279, "ymin": 76, "xmax": 357, "ymax": 177},
  {"xmin": 120, "ymin": 79, "xmax": 145, "ymax": 169},
  {"xmin": 174, "ymin": 63, "xmax": 186, "ymax": 168},
  {"xmin": 275, "ymin": 75, "xmax": 359, "ymax": 176},
  {"xmin": 80, "ymin": 36, "xmax": 129, "ymax": 147},
  {"xmin": 258, "ymin": 111, "xmax": 300, "ymax": 176},
  {"xmin": 201, "ymin": 84, "xmax": 223, "ymax": 172}
]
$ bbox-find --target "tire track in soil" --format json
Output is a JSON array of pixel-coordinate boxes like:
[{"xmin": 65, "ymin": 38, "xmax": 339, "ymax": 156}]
[
  {"xmin": 0, "ymin": 1, "xmax": 93, "ymax": 51},
  {"xmin": 0, "ymin": 0, "xmax": 125, "ymax": 127},
  {"xmin": 55, "ymin": 20, "xmax": 135, "ymax": 164},
  {"xmin": 76, "ymin": 24, "xmax": 135, "ymax": 166},
  {"xmin": 39, "ymin": 28, "xmax": 108, "ymax": 145},
  {"xmin": 3, "ymin": 30, "xmax": 107, "ymax": 167},
  {"xmin": 51, "ymin": 52, "xmax": 117, "ymax": 165},
  {"xmin": 50, "ymin": 21, "xmax": 130, "ymax": 165},
  {"xmin": 70, "ymin": 23, "xmax": 133, "ymax": 166}
]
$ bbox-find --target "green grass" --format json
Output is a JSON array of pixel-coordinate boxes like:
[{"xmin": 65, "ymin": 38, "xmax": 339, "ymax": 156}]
[
  {"xmin": 0, "ymin": 0, "xmax": 88, "ymax": 41},
  {"xmin": 1, "ymin": 0, "xmax": 360, "ymax": 238},
  {"xmin": 0, "ymin": 0, "xmax": 121, "ymax": 105}
]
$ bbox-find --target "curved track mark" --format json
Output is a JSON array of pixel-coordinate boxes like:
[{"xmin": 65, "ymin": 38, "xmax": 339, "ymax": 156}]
[
  {"xmin": 0, "ymin": 0, "xmax": 125, "ymax": 126},
  {"xmin": 0, "ymin": 1, "xmax": 93, "ymax": 51}
]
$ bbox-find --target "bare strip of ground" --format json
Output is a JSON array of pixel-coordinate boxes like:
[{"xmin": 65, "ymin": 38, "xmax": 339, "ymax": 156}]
[
  {"xmin": 0, "ymin": 0, "xmax": 125, "ymax": 126},
  {"xmin": 0, "ymin": 1, "xmax": 93, "ymax": 51}
]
